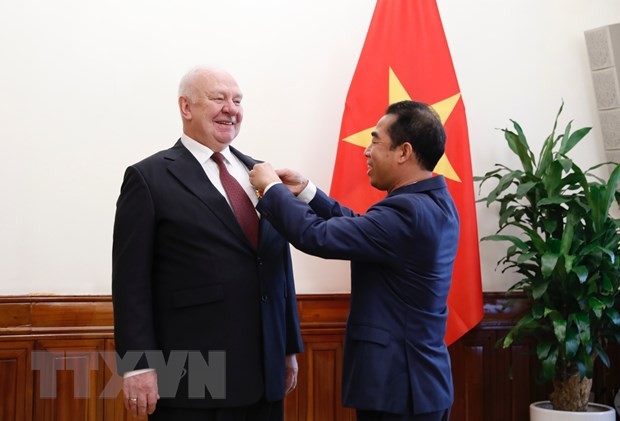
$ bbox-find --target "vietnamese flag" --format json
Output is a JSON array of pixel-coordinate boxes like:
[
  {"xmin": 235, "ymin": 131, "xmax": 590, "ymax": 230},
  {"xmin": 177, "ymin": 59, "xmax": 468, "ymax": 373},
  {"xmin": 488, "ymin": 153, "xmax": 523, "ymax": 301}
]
[{"xmin": 330, "ymin": 0, "xmax": 483, "ymax": 345}]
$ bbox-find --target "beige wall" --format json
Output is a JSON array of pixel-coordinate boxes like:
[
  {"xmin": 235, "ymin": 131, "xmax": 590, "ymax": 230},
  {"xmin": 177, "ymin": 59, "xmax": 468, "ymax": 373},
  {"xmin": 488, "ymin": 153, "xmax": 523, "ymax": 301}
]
[{"xmin": 1, "ymin": 0, "xmax": 619, "ymax": 294}]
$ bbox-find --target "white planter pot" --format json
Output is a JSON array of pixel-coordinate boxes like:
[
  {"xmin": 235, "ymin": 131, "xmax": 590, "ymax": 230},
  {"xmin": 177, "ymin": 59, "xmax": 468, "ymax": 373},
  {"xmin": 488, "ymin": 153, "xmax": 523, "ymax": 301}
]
[{"xmin": 530, "ymin": 401, "xmax": 616, "ymax": 420}]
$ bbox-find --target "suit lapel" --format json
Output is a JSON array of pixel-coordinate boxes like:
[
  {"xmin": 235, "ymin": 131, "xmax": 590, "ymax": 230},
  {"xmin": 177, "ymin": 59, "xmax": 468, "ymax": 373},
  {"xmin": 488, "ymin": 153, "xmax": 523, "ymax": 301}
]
[{"xmin": 165, "ymin": 141, "xmax": 252, "ymax": 249}]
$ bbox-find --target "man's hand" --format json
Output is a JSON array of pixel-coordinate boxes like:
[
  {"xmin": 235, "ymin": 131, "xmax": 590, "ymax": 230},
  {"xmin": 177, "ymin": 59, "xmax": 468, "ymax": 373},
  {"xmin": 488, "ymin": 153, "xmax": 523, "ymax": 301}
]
[
  {"xmin": 276, "ymin": 168, "xmax": 309, "ymax": 196},
  {"xmin": 123, "ymin": 370, "xmax": 159, "ymax": 417},
  {"xmin": 285, "ymin": 354, "xmax": 298, "ymax": 394},
  {"xmin": 249, "ymin": 163, "xmax": 281, "ymax": 192}
]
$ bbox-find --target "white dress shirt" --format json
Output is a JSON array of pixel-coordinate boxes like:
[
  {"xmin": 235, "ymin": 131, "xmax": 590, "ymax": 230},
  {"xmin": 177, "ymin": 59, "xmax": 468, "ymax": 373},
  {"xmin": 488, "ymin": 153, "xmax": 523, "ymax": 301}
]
[{"xmin": 180, "ymin": 134, "xmax": 259, "ymax": 211}]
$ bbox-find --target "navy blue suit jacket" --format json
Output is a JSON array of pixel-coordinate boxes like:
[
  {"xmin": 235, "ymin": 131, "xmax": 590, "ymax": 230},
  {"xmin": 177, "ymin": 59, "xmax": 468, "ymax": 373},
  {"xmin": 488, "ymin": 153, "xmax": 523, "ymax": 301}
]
[
  {"xmin": 112, "ymin": 140, "xmax": 303, "ymax": 408},
  {"xmin": 257, "ymin": 176, "xmax": 458, "ymax": 415}
]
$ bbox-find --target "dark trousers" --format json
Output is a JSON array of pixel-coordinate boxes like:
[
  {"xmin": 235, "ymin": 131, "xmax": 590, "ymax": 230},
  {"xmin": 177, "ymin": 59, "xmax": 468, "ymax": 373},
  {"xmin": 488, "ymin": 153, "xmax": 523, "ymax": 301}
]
[
  {"xmin": 356, "ymin": 408, "xmax": 450, "ymax": 421},
  {"xmin": 149, "ymin": 399, "xmax": 283, "ymax": 421}
]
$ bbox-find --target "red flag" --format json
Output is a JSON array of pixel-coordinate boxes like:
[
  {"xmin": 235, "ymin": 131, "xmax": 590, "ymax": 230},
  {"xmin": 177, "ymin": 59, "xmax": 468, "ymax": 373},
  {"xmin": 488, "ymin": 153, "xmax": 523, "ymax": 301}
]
[{"xmin": 330, "ymin": 0, "xmax": 483, "ymax": 345}]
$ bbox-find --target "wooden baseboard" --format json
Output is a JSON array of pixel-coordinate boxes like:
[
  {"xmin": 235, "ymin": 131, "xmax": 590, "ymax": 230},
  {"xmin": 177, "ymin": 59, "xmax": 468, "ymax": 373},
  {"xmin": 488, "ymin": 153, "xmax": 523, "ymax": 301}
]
[{"xmin": 0, "ymin": 293, "xmax": 618, "ymax": 421}]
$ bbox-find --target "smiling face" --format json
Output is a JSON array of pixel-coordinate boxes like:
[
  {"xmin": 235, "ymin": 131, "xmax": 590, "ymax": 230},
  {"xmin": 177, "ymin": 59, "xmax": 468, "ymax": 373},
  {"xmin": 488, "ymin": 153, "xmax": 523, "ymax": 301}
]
[
  {"xmin": 179, "ymin": 68, "xmax": 244, "ymax": 151},
  {"xmin": 364, "ymin": 114, "xmax": 401, "ymax": 192}
]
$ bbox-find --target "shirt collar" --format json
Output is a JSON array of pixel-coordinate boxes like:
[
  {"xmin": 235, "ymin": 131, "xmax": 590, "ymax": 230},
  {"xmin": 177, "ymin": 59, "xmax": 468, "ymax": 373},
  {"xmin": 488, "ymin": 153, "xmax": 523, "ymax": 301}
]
[
  {"xmin": 180, "ymin": 134, "xmax": 234, "ymax": 164},
  {"xmin": 388, "ymin": 175, "xmax": 447, "ymax": 196}
]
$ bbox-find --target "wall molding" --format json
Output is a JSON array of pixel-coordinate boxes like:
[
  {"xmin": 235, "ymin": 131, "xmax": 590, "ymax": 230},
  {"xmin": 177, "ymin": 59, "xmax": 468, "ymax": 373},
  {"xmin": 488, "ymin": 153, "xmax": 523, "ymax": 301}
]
[{"xmin": 0, "ymin": 291, "xmax": 525, "ymax": 333}]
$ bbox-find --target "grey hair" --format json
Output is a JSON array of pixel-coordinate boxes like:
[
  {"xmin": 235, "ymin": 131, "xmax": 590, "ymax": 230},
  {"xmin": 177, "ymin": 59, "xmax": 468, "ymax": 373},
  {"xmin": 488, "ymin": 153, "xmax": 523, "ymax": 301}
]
[{"xmin": 178, "ymin": 65, "xmax": 231, "ymax": 103}]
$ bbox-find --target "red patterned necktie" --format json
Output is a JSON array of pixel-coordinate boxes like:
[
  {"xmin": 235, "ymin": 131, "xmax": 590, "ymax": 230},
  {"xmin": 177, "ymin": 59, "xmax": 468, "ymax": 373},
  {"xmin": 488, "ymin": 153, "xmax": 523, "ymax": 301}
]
[{"xmin": 211, "ymin": 152, "xmax": 259, "ymax": 250}]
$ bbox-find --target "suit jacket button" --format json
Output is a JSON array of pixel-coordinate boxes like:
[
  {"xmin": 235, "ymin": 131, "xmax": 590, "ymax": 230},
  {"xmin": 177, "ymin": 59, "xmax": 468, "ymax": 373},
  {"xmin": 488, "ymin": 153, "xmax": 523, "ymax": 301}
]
[{"xmin": 261, "ymin": 295, "xmax": 268, "ymax": 302}]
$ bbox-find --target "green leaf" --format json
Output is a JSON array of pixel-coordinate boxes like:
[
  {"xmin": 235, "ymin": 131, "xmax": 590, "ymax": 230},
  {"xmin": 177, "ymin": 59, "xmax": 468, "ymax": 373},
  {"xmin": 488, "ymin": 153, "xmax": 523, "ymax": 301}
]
[
  {"xmin": 571, "ymin": 313, "xmax": 591, "ymax": 344},
  {"xmin": 541, "ymin": 253, "xmax": 559, "ymax": 277},
  {"xmin": 535, "ymin": 103, "xmax": 563, "ymax": 178},
  {"xmin": 558, "ymin": 172, "xmax": 583, "ymax": 191},
  {"xmin": 499, "ymin": 205, "xmax": 519, "ymax": 227},
  {"xmin": 502, "ymin": 315, "xmax": 538, "ymax": 348},
  {"xmin": 485, "ymin": 171, "xmax": 521, "ymax": 205},
  {"xmin": 590, "ymin": 184, "xmax": 607, "ymax": 233},
  {"xmin": 601, "ymin": 274, "xmax": 614, "ymax": 294},
  {"xmin": 564, "ymin": 328, "xmax": 580, "ymax": 359},
  {"xmin": 537, "ymin": 342, "xmax": 552, "ymax": 360},
  {"xmin": 601, "ymin": 294, "xmax": 615, "ymax": 307},
  {"xmin": 532, "ymin": 303, "xmax": 545, "ymax": 319},
  {"xmin": 516, "ymin": 181, "xmax": 537, "ymax": 198},
  {"xmin": 598, "ymin": 245, "xmax": 616, "ymax": 265},
  {"xmin": 560, "ymin": 208, "xmax": 577, "ymax": 255},
  {"xmin": 504, "ymin": 126, "xmax": 534, "ymax": 174},
  {"xmin": 572, "ymin": 265, "xmax": 589, "ymax": 283},
  {"xmin": 527, "ymin": 230, "xmax": 546, "ymax": 254},
  {"xmin": 551, "ymin": 315, "xmax": 567, "ymax": 342},
  {"xmin": 532, "ymin": 281, "xmax": 549, "ymax": 300},
  {"xmin": 550, "ymin": 101, "xmax": 564, "ymax": 140},
  {"xmin": 541, "ymin": 347, "xmax": 558, "ymax": 381},
  {"xmin": 580, "ymin": 351, "xmax": 594, "ymax": 378},
  {"xmin": 542, "ymin": 161, "xmax": 564, "ymax": 195},
  {"xmin": 474, "ymin": 168, "xmax": 503, "ymax": 191},
  {"xmin": 481, "ymin": 234, "xmax": 529, "ymax": 250},
  {"xmin": 595, "ymin": 344, "xmax": 611, "ymax": 368},
  {"xmin": 588, "ymin": 297, "xmax": 605, "ymax": 318},
  {"xmin": 516, "ymin": 252, "xmax": 536, "ymax": 264},
  {"xmin": 538, "ymin": 196, "xmax": 569, "ymax": 206},
  {"xmin": 558, "ymin": 158, "xmax": 573, "ymax": 172},
  {"xmin": 559, "ymin": 125, "xmax": 592, "ymax": 155},
  {"xmin": 606, "ymin": 308, "xmax": 620, "ymax": 325},
  {"xmin": 563, "ymin": 255, "xmax": 576, "ymax": 274},
  {"xmin": 502, "ymin": 330, "xmax": 515, "ymax": 348},
  {"xmin": 542, "ymin": 219, "xmax": 558, "ymax": 234},
  {"xmin": 603, "ymin": 164, "xmax": 620, "ymax": 217}
]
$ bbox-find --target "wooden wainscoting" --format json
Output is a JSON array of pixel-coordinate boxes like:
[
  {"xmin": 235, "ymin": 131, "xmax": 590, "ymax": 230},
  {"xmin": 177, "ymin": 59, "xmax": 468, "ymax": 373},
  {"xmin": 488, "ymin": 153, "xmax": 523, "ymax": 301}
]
[{"xmin": 0, "ymin": 294, "xmax": 619, "ymax": 421}]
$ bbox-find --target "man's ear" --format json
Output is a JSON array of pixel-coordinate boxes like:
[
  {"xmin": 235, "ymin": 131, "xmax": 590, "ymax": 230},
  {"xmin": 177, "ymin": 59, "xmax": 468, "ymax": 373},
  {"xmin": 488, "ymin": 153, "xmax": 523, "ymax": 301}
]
[
  {"xmin": 399, "ymin": 142, "xmax": 414, "ymax": 163},
  {"xmin": 179, "ymin": 96, "xmax": 192, "ymax": 120}
]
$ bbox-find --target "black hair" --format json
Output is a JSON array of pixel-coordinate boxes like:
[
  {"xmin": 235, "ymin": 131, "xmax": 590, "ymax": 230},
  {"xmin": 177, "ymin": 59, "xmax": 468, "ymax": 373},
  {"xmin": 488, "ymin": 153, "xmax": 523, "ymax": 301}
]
[{"xmin": 385, "ymin": 100, "xmax": 446, "ymax": 171}]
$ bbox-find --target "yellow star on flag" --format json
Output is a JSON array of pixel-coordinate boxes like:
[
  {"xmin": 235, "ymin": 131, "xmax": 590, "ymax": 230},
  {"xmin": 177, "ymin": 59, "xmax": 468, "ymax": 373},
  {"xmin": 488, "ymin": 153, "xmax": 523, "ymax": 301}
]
[{"xmin": 343, "ymin": 67, "xmax": 461, "ymax": 182}]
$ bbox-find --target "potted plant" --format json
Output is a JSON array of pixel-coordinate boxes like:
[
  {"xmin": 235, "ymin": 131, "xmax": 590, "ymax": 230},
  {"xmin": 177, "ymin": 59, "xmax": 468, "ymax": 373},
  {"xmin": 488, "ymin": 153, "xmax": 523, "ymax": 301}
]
[{"xmin": 475, "ymin": 102, "xmax": 620, "ymax": 419}]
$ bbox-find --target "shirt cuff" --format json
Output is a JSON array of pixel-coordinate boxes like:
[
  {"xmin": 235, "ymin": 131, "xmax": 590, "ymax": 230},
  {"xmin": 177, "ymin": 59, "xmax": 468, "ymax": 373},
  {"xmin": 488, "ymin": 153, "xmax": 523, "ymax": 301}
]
[
  {"xmin": 263, "ymin": 181, "xmax": 282, "ymax": 194},
  {"xmin": 297, "ymin": 180, "xmax": 317, "ymax": 204},
  {"xmin": 123, "ymin": 368, "xmax": 156, "ymax": 378},
  {"xmin": 263, "ymin": 180, "xmax": 316, "ymax": 204}
]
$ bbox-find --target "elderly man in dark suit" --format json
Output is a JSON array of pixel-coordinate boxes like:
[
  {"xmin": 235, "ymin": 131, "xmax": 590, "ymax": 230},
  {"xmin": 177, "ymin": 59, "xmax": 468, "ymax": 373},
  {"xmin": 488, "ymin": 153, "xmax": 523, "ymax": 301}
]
[
  {"xmin": 112, "ymin": 65, "xmax": 303, "ymax": 421},
  {"xmin": 250, "ymin": 101, "xmax": 458, "ymax": 421}
]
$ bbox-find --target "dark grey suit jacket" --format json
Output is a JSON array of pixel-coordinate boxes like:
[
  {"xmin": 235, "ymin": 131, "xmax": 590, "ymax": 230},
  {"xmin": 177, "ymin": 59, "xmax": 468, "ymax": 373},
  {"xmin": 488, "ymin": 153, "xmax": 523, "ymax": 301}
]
[{"xmin": 112, "ymin": 140, "xmax": 303, "ymax": 408}]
